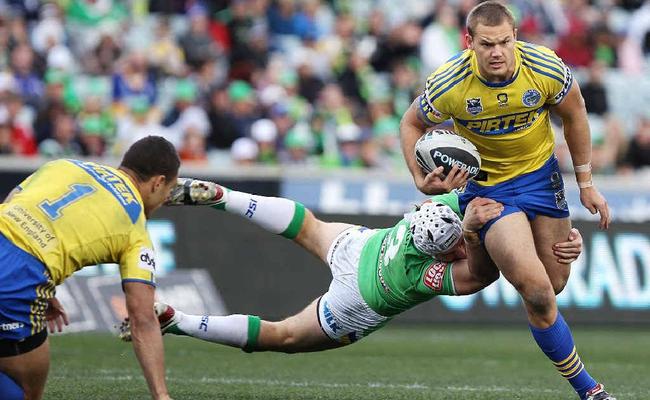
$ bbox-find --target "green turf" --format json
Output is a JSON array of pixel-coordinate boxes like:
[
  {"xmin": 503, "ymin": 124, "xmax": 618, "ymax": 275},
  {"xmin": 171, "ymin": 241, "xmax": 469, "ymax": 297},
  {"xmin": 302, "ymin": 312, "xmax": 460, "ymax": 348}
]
[{"xmin": 46, "ymin": 325, "xmax": 649, "ymax": 399}]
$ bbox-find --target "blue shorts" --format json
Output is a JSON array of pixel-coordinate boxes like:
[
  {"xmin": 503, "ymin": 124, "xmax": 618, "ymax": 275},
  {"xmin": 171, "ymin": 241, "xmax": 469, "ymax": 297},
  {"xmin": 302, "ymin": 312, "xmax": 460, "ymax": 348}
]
[
  {"xmin": 0, "ymin": 233, "xmax": 55, "ymax": 341},
  {"xmin": 458, "ymin": 155, "xmax": 570, "ymax": 241}
]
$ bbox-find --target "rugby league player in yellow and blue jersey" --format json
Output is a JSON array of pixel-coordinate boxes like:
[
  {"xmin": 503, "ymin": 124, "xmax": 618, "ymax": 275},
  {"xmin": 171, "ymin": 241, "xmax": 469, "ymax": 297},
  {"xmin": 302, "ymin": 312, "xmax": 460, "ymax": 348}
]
[
  {"xmin": 0, "ymin": 136, "xmax": 179, "ymax": 400},
  {"xmin": 400, "ymin": 2, "xmax": 613, "ymax": 400}
]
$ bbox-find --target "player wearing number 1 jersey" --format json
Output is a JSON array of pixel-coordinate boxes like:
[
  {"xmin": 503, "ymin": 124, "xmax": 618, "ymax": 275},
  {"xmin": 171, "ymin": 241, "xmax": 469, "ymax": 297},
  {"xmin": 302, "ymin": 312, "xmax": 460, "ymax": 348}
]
[{"xmin": 0, "ymin": 136, "xmax": 178, "ymax": 400}]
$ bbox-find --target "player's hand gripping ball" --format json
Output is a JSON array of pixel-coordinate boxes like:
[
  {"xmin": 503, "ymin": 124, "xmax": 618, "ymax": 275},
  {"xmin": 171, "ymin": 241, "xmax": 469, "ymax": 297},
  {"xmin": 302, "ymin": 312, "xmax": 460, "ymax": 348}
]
[{"xmin": 415, "ymin": 129, "xmax": 481, "ymax": 179}]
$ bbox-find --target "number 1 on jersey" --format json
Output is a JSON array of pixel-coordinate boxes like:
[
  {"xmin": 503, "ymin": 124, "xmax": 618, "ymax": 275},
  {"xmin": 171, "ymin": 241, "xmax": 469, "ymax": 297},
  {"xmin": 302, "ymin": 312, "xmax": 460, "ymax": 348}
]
[{"xmin": 39, "ymin": 184, "xmax": 96, "ymax": 220}]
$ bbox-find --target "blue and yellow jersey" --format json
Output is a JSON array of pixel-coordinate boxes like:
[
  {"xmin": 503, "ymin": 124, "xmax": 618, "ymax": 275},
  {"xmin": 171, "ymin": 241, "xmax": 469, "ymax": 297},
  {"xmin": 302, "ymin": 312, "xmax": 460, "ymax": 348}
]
[
  {"xmin": 0, "ymin": 159, "xmax": 156, "ymax": 286},
  {"xmin": 418, "ymin": 41, "xmax": 573, "ymax": 186}
]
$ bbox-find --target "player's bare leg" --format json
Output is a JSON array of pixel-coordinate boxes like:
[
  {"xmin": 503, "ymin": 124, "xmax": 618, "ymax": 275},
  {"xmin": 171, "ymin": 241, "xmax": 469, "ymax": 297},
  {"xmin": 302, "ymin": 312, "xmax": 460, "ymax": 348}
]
[
  {"xmin": 0, "ymin": 339, "xmax": 50, "ymax": 400},
  {"xmin": 293, "ymin": 211, "xmax": 353, "ymax": 263},
  {"xmin": 252, "ymin": 299, "xmax": 343, "ymax": 353},
  {"xmin": 531, "ymin": 215, "xmax": 572, "ymax": 294},
  {"xmin": 484, "ymin": 213, "xmax": 556, "ymax": 326}
]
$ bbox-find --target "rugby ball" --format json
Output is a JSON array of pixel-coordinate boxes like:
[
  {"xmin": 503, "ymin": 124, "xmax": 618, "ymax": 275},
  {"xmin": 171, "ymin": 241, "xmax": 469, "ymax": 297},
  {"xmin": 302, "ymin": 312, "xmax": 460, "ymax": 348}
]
[{"xmin": 415, "ymin": 129, "xmax": 481, "ymax": 178}]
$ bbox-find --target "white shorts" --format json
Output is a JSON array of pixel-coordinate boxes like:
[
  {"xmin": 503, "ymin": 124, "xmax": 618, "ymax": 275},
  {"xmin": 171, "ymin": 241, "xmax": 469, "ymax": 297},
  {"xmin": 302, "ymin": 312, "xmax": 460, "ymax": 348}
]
[{"xmin": 317, "ymin": 226, "xmax": 390, "ymax": 344}]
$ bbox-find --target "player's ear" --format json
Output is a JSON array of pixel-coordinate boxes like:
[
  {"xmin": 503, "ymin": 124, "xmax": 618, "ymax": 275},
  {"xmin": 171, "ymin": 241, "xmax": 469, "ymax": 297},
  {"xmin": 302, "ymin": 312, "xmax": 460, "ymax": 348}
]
[
  {"xmin": 513, "ymin": 28, "xmax": 517, "ymax": 41},
  {"xmin": 152, "ymin": 175, "xmax": 166, "ymax": 192},
  {"xmin": 465, "ymin": 33, "xmax": 473, "ymax": 49}
]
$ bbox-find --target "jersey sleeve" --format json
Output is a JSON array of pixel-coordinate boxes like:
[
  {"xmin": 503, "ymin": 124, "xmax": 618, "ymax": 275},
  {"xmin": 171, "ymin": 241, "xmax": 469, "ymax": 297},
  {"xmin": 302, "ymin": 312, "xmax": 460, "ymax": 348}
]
[
  {"xmin": 417, "ymin": 260, "xmax": 456, "ymax": 295},
  {"xmin": 417, "ymin": 51, "xmax": 473, "ymax": 124},
  {"xmin": 16, "ymin": 173, "xmax": 35, "ymax": 191},
  {"xmin": 119, "ymin": 224, "xmax": 156, "ymax": 287},
  {"xmin": 417, "ymin": 71, "xmax": 452, "ymax": 125},
  {"xmin": 15, "ymin": 160, "xmax": 59, "ymax": 190},
  {"xmin": 520, "ymin": 44, "xmax": 573, "ymax": 105}
]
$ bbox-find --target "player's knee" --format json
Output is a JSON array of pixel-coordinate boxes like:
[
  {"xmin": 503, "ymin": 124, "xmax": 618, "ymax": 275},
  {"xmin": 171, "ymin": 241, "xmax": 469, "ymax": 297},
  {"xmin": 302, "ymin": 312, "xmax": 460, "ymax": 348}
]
[
  {"xmin": 520, "ymin": 284, "xmax": 555, "ymax": 316},
  {"xmin": 513, "ymin": 275, "xmax": 555, "ymax": 312}
]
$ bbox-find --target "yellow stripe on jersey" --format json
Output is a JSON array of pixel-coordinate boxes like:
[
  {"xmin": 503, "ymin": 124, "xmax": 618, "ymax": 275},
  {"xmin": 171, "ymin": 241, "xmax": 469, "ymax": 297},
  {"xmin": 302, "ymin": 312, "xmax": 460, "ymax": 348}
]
[
  {"xmin": 0, "ymin": 159, "xmax": 156, "ymax": 286},
  {"xmin": 417, "ymin": 41, "xmax": 573, "ymax": 185}
]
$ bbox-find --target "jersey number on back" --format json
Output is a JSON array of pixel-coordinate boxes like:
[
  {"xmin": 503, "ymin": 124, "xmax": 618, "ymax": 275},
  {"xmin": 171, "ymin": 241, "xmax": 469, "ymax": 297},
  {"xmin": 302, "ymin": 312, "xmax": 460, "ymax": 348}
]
[
  {"xmin": 39, "ymin": 184, "xmax": 96, "ymax": 220},
  {"xmin": 383, "ymin": 224, "xmax": 407, "ymax": 265}
]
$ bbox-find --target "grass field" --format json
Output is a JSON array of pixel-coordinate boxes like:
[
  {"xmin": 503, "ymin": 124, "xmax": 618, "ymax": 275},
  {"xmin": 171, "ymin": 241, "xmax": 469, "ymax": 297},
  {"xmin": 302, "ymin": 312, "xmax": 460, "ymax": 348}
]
[{"xmin": 46, "ymin": 325, "xmax": 649, "ymax": 399}]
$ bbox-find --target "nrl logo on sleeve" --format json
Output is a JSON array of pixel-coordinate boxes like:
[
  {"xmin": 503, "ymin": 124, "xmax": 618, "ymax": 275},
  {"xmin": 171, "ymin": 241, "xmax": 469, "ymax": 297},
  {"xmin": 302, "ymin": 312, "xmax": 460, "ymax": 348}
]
[
  {"xmin": 465, "ymin": 98, "xmax": 483, "ymax": 115},
  {"xmin": 138, "ymin": 247, "xmax": 156, "ymax": 273},
  {"xmin": 522, "ymin": 89, "xmax": 542, "ymax": 107}
]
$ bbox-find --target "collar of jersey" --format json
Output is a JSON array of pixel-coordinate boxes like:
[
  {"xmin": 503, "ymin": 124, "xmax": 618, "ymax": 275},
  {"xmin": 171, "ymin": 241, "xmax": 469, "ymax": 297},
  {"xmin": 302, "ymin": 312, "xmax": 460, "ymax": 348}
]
[{"xmin": 472, "ymin": 49, "xmax": 521, "ymax": 88}]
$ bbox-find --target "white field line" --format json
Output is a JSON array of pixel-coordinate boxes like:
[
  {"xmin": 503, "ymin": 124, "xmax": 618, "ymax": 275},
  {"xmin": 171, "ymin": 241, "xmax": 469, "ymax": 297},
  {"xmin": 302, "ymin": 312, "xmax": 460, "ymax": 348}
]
[
  {"xmin": 64, "ymin": 372, "xmax": 644, "ymax": 397},
  {"xmin": 75, "ymin": 374, "xmax": 561, "ymax": 394}
]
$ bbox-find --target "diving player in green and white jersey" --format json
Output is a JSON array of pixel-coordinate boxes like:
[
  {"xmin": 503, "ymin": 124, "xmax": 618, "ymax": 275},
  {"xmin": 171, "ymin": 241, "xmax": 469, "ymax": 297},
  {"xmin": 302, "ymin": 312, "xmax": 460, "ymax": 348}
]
[{"xmin": 120, "ymin": 178, "xmax": 583, "ymax": 352}]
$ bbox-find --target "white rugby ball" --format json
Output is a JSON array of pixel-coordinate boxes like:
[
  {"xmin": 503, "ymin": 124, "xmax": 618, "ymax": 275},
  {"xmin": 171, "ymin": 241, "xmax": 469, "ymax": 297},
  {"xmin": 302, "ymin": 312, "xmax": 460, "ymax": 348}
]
[{"xmin": 415, "ymin": 129, "xmax": 481, "ymax": 178}]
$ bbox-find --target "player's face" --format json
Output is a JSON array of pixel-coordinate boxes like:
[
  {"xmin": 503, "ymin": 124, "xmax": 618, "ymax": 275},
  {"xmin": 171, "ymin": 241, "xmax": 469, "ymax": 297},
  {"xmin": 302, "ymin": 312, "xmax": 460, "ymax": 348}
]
[
  {"xmin": 437, "ymin": 239, "xmax": 466, "ymax": 262},
  {"xmin": 467, "ymin": 21, "xmax": 517, "ymax": 83}
]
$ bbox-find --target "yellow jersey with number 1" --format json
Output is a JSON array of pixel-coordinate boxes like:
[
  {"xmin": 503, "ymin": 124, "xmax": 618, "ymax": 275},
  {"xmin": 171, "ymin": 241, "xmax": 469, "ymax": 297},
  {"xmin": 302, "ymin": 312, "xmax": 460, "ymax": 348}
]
[
  {"xmin": 0, "ymin": 159, "xmax": 156, "ymax": 286},
  {"xmin": 418, "ymin": 41, "xmax": 573, "ymax": 186}
]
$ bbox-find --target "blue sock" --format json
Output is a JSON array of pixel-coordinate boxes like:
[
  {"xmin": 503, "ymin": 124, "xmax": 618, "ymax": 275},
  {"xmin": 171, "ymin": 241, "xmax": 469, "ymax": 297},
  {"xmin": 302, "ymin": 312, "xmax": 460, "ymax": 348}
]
[
  {"xmin": 530, "ymin": 313, "xmax": 597, "ymax": 399},
  {"xmin": 0, "ymin": 371, "xmax": 23, "ymax": 400}
]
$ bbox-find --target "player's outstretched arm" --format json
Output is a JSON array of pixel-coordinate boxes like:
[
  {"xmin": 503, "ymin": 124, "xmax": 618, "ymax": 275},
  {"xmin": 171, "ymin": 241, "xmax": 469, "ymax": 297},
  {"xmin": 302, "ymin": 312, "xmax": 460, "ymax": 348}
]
[
  {"xmin": 451, "ymin": 198, "xmax": 503, "ymax": 295},
  {"xmin": 553, "ymin": 81, "xmax": 611, "ymax": 229},
  {"xmin": 124, "ymin": 282, "xmax": 171, "ymax": 400}
]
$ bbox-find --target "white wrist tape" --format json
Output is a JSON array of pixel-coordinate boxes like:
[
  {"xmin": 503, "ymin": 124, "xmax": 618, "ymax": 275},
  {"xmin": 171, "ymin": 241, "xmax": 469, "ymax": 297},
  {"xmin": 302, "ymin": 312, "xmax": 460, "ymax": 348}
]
[
  {"xmin": 574, "ymin": 162, "xmax": 592, "ymax": 173},
  {"xmin": 578, "ymin": 180, "xmax": 593, "ymax": 189}
]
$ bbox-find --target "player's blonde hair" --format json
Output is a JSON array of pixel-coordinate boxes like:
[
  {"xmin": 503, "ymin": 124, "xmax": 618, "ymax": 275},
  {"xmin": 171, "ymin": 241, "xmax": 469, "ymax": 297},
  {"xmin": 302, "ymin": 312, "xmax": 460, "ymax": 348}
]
[{"xmin": 466, "ymin": 1, "xmax": 515, "ymax": 36}]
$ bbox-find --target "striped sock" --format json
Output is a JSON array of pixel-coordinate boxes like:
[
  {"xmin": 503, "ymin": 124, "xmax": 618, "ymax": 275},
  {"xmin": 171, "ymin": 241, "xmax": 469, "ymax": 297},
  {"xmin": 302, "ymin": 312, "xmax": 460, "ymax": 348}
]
[
  {"xmin": 212, "ymin": 189, "xmax": 306, "ymax": 239},
  {"xmin": 530, "ymin": 313, "xmax": 597, "ymax": 399}
]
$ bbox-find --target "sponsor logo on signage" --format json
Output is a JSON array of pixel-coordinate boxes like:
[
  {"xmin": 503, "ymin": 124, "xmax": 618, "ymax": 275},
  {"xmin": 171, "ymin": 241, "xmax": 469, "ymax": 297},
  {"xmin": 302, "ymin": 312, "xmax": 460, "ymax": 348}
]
[{"xmin": 423, "ymin": 262, "xmax": 447, "ymax": 292}]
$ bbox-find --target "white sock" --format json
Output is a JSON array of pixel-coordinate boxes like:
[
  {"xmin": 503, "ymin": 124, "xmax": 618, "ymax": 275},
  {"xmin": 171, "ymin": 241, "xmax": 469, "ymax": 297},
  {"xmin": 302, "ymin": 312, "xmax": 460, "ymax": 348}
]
[
  {"xmin": 176, "ymin": 312, "xmax": 249, "ymax": 348},
  {"xmin": 223, "ymin": 191, "xmax": 305, "ymax": 238}
]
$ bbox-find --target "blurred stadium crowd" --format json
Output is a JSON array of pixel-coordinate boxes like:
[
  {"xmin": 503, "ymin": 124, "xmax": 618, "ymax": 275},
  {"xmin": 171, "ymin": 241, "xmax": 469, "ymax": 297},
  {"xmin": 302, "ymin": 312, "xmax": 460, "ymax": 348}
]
[{"xmin": 0, "ymin": 0, "xmax": 649, "ymax": 173}]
